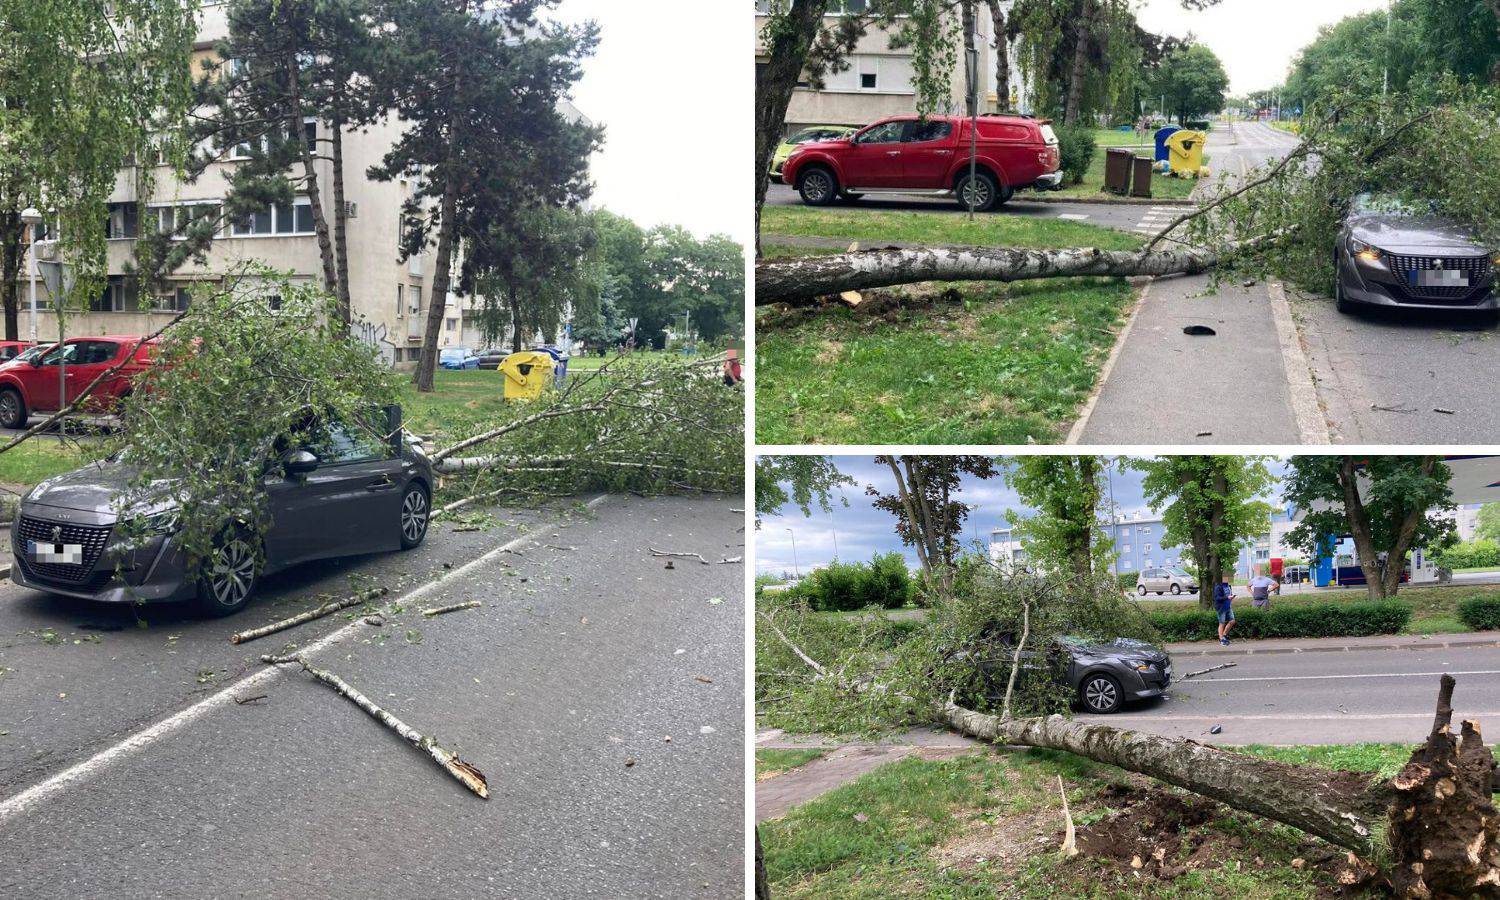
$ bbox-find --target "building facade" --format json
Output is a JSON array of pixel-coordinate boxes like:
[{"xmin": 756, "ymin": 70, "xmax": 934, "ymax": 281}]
[
  {"xmin": 10, "ymin": 2, "xmax": 588, "ymax": 368},
  {"xmin": 754, "ymin": 1, "xmax": 1034, "ymax": 136}
]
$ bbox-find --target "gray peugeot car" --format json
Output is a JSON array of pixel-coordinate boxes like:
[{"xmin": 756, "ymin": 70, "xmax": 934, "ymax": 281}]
[
  {"xmin": 10, "ymin": 407, "xmax": 432, "ymax": 617},
  {"xmin": 962, "ymin": 631, "xmax": 1173, "ymax": 714},
  {"xmin": 1334, "ymin": 192, "xmax": 1499, "ymax": 324}
]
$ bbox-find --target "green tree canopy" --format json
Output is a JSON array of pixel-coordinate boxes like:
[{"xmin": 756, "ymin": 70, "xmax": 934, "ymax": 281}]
[
  {"xmin": 1283, "ymin": 456, "xmax": 1457, "ymax": 599},
  {"xmin": 1153, "ymin": 43, "xmax": 1229, "ymax": 125},
  {"xmin": 1004, "ymin": 456, "xmax": 1114, "ymax": 581},
  {"xmin": 1130, "ymin": 456, "xmax": 1274, "ymax": 607}
]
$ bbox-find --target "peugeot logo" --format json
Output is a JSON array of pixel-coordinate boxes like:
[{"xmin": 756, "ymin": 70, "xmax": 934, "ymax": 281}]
[{"xmin": 50, "ymin": 525, "xmax": 62, "ymax": 543}]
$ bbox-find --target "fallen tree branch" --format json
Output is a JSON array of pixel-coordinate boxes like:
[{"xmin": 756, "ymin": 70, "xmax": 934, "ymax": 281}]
[
  {"xmin": 421, "ymin": 600, "xmax": 481, "ymax": 617},
  {"xmin": 651, "ymin": 548, "xmax": 712, "ymax": 565},
  {"xmin": 229, "ymin": 587, "xmax": 389, "ymax": 644},
  {"xmin": 262, "ymin": 654, "xmax": 489, "ymax": 799},
  {"xmin": 1180, "ymin": 662, "xmax": 1238, "ymax": 680}
]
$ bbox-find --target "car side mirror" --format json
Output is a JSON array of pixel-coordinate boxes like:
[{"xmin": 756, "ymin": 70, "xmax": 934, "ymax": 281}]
[{"xmin": 282, "ymin": 449, "xmax": 319, "ymax": 476}]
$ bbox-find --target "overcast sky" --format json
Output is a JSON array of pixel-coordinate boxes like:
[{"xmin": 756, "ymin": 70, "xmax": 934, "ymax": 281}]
[
  {"xmin": 549, "ymin": 1, "xmax": 748, "ymax": 244},
  {"xmin": 756, "ymin": 457, "xmax": 1291, "ymax": 577},
  {"xmin": 1135, "ymin": 0, "xmax": 1390, "ymax": 95}
]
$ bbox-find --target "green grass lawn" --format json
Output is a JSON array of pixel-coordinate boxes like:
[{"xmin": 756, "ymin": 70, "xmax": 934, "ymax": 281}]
[
  {"xmin": 756, "ymin": 275, "xmax": 1137, "ymax": 444},
  {"xmin": 1138, "ymin": 583, "xmax": 1497, "ymax": 636},
  {"xmin": 0, "ymin": 439, "xmax": 93, "ymax": 488},
  {"xmin": 761, "ymin": 744, "xmax": 1401, "ymax": 898},
  {"xmin": 757, "ymin": 748, "xmax": 830, "ymax": 779},
  {"xmin": 394, "ymin": 368, "xmax": 510, "ymax": 436},
  {"xmin": 759, "ymin": 205, "xmax": 1146, "ymax": 250}
]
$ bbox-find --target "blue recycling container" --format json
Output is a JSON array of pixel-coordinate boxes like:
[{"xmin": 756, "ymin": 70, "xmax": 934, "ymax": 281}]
[
  {"xmin": 1153, "ymin": 125, "xmax": 1181, "ymax": 162},
  {"xmin": 531, "ymin": 345, "xmax": 569, "ymax": 386}
]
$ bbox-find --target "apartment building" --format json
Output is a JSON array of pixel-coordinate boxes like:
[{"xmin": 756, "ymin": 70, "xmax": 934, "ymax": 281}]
[
  {"xmin": 13, "ymin": 3, "xmax": 588, "ymax": 368},
  {"xmin": 754, "ymin": 0, "xmax": 1034, "ymax": 136}
]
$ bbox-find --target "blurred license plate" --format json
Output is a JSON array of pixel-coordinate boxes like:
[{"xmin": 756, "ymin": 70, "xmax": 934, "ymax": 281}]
[
  {"xmin": 30, "ymin": 541, "xmax": 83, "ymax": 565},
  {"xmin": 1165, "ymin": 664, "xmax": 1174, "ymax": 679},
  {"xmin": 1412, "ymin": 268, "xmax": 1468, "ymax": 287}
]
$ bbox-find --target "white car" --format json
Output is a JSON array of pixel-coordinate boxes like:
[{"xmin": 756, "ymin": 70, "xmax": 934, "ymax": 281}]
[{"xmin": 1136, "ymin": 567, "xmax": 1198, "ymax": 596}]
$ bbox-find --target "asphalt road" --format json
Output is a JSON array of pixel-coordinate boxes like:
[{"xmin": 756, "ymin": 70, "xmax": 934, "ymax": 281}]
[
  {"xmin": 0, "ymin": 494, "xmax": 746, "ymax": 899},
  {"xmin": 1080, "ymin": 639, "xmax": 1500, "ymax": 745}
]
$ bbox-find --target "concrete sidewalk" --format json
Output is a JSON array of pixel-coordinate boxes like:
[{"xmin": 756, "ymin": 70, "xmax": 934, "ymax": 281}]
[
  {"xmin": 1073, "ymin": 274, "xmax": 1314, "ymax": 444},
  {"xmin": 1168, "ymin": 631, "xmax": 1500, "ymax": 658}
]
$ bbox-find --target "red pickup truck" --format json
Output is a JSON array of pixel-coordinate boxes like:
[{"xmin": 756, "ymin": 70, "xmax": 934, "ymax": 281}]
[
  {"xmin": 780, "ymin": 114, "xmax": 1061, "ymax": 212},
  {"xmin": 0, "ymin": 335, "xmax": 158, "ymax": 428}
]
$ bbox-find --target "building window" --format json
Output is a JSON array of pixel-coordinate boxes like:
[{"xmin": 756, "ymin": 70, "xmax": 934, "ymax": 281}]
[
  {"xmin": 89, "ymin": 276, "xmax": 134, "ymax": 312},
  {"xmin": 408, "ymin": 285, "xmax": 421, "ymax": 316},
  {"xmin": 1121, "ymin": 544, "xmax": 1131, "ymax": 555},
  {"xmin": 231, "ymin": 199, "xmax": 315, "ymax": 236},
  {"xmin": 396, "ymin": 283, "xmax": 404, "ymax": 318},
  {"xmin": 148, "ymin": 203, "xmax": 220, "ymax": 238},
  {"xmin": 860, "ymin": 72, "xmax": 876, "ymax": 89},
  {"xmin": 152, "ymin": 286, "xmax": 193, "ymax": 312},
  {"xmin": 1144, "ymin": 543, "xmax": 1153, "ymax": 554},
  {"xmin": 445, "ymin": 318, "xmax": 456, "ymax": 332},
  {"xmin": 1121, "ymin": 560, "xmax": 1134, "ymax": 570},
  {"xmin": 106, "ymin": 203, "xmax": 139, "ymax": 239}
]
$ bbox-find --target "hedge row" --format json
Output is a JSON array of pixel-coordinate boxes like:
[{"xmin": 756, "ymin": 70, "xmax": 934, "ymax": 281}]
[
  {"xmin": 1458, "ymin": 596, "xmax": 1500, "ymax": 631},
  {"xmin": 1145, "ymin": 600, "xmax": 1412, "ymax": 642},
  {"xmin": 783, "ymin": 552, "xmax": 915, "ymax": 612}
]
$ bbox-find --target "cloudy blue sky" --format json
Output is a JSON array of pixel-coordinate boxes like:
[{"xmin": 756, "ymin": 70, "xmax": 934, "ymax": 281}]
[{"xmin": 755, "ymin": 456, "xmax": 1291, "ymax": 577}]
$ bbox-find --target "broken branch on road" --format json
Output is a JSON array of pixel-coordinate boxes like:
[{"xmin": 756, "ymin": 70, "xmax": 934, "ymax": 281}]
[
  {"xmin": 1180, "ymin": 662, "xmax": 1238, "ymax": 680},
  {"xmin": 421, "ymin": 600, "xmax": 482, "ymax": 617},
  {"xmin": 229, "ymin": 587, "xmax": 389, "ymax": 644},
  {"xmin": 262, "ymin": 653, "xmax": 489, "ymax": 799}
]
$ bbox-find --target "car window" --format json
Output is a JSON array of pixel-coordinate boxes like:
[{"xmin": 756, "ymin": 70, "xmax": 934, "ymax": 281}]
[
  {"xmin": 857, "ymin": 121, "xmax": 905, "ymax": 144},
  {"xmin": 300, "ymin": 418, "xmax": 387, "ymax": 464},
  {"xmin": 77, "ymin": 341, "xmax": 120, "ymax": 365},
  {"xmin": 907, "ymin": 120, "xmax": 952, "ymax": 143},
  {"xmin": 36, "ymin": 343, "xmax": 80, "ymax": 366}
]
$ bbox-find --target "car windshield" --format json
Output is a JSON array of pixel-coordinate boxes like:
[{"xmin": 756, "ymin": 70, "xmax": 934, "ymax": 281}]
[
  {"xmin": 789, "ymin": 128, "xmax": 845, "ymax": 144},
  {"xmin": 14, "ymin": 345, "xmax": 47, "ymax": 363},
  {"xmin": 1352, "ymin": 192, "xmax": 1436, "ymax": 216},
  {"xmin": 439, "ymin": 348, "xmax": 469, "ymax": 361},
  {"xmin": 1168, "ymin": 568, "xmax": 1190, "ymax": 577}
]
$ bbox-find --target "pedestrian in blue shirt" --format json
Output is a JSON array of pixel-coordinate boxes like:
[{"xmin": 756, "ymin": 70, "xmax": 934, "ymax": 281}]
[{"xmin": 1213, "ymin": 576, "xmax": 1236, "ymax": 646}]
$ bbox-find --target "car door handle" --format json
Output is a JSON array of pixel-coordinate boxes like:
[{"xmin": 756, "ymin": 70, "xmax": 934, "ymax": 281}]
[
  {"xmin": 885, "ymin": 150, "xmax": 901, "ymax": 156},
  {"xmin": 366, "ymin": 475, "xmax": 396, "ymax": 491}
]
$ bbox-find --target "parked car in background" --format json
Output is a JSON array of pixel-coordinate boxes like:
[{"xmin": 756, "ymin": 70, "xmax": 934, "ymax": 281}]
[
  {"xmin": 1334, "ymin": 192, "xmax": 1499, "ymax": 324},
  {"xmin": 1282, "ymin": 564, "xmax": 1310, "ymax": 584},
  {"xmin": 10, "ymin": 408, "xmax": 431, "ymax": 616},
  {"xmin": 780, "ymin": 113, "xmax": 1062, "ymax": 212},
  {"xmin": 1136, "ymin": 566, "xmax": 1198, "ymax": 596},
  {"xmin": 959, "ymin": 629, "xmax": 1173, "ymax": 715},
  {"xmin": 0, "ymin": 341, "xmax": 34, "ymax": 363},
  {"xmin": 438, "ymin": 347, "xmax": 480, "ymax": 370},
  {"xmin": 770, "ymin": 124, "xmax": 858, "ymax": 179},
  {"xmin": 476, "ymin": 347, "xmax": 507, "ymax": 369},
  {"xmin": 0, "ymin": 336, "xmax": 157, "ymax": 429}
]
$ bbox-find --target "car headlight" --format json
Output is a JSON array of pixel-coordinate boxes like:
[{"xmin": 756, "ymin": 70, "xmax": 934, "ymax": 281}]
[
  {"xmin": 144, "ymin": 510, "xmax": 180, "ymax": 534},
  {"xmin": 1126, "ymin": 658, "xmax": 1154, "ymax": 671},
  {"xmin": 1349, "ymin": 238, "xmax": 1381, "ymax": 263}
]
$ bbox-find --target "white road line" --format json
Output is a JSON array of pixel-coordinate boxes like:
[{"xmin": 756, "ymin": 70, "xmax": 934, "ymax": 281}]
[
  {"xmin": 0, "ymin": 494, "xmax": 612, "ymax": 825},
  {"xmin": 1190, "ymin": 669, "xmax": 1500, "ymax": 683},
  {"xmin": 1056, "ymin": 213, "xmax": 1089, "ymax": 220}
]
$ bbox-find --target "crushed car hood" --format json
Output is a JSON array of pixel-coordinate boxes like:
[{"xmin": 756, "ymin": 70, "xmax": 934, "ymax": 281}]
[
  {"xmin": 25, "ymin": 461, "xmax": 175, "ymax": 519},
  {"xmin": 1066, "ymin": 636, "xmax": 1168, "ymax": 659}
]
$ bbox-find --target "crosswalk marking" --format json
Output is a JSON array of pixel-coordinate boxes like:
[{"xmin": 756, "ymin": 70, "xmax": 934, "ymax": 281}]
[{"xmin": 1056, "ymin": 213, "xmax": 1089, "ymax": 220}]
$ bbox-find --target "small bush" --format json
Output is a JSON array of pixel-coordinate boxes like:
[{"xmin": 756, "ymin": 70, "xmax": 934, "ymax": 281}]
[
  {"xmin": 1435, "ymin": 539, "xmax": 1500, "ymax": 571},
  {"xmin": 1146, "ymin": 600, "xmax": 1412, "ymax": 642},
  {"xmin": 1116, "ymin": 571, "xmax": 1140, "ymax": 590},
  {"xmin": 1458, "ymin": 596, "xmax": 1500, "ymax": 631},
  {"xmin": 789, "ymin": 552, "xmax": 914, "ymax": 612},
  {"xmin": 1053, "ymin": 125, "xmax": 1096, "ymax": 186}
]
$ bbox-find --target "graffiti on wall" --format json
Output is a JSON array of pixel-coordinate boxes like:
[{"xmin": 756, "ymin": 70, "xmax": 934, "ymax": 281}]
[{"xmin": 353, "ymin": 316, "xmax": 398, "ymax": 366}]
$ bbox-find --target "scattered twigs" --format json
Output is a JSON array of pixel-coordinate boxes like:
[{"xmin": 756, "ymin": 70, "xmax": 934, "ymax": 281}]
[
  {"xmin": 651, "ymin": 548, "xmax": 711, "ymax": 565},
  {"xmin": 421, "ymin": 600, "xmax": 481, "ymax": 617},
  {"xmin": 261, "ymin": 654, "xmax": 489, "ymax": 799},
  {"xmin": 1180, "ymin": 662, "xmax": 1238, "ymax": 680},
  {"xmin": 234, "ymin": 694, "xmax": 268, "ymax": 705},
  {"xmin": 229, "ymin": 587, "xmax": 389, "ymax": 644}
]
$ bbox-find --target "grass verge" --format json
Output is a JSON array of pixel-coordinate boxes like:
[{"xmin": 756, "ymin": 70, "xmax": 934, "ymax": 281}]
[
  {"xmin": 759, "ymin": 206, "xmax": 1146, "ymax": 251},
  {"xmin": 758, "ymin": 748, "xmax": 830, "ymax": 780},
  {"xmin": 761, "ymin": 743, "xmax": 1407, "ymax": 898},
  {"xmin": 755, "ymin": 275, "xmax": 1137, "ymax": 444},
  {"xmin": 0, "ymin": 439, "xmax": 92, "ymax": 488}
]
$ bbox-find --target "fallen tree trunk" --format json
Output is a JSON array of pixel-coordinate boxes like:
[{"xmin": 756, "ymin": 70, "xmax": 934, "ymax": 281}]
[
  {"xmin": 942, "ymin": 676, "xmax": 1500, "ymax": 894},
  {"xmin": 755, "ymin": 245, "xmax": 1217, "ymax": 306}
]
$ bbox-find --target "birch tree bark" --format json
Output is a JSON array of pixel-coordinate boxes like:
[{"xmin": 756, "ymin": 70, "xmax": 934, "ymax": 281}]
[{"xmin": 756, "ymin": 244, "xmax": 1217, "ymax": 305}]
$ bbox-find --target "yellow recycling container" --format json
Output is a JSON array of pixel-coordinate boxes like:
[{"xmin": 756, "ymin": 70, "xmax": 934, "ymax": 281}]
[
  {"xmin": 1165, "ymin": 130, "xmax": 1207, "ymax": 177},
  {"xmin": 499, "ymin": 350, "xmax": 556, "ymax": 401}
]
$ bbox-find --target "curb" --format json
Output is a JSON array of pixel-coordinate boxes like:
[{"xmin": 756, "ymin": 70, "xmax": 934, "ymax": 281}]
[
  {"xmin": 1017, "ymin": 195, "xmax": 1196, "ymax": 207},
  {"xmin": 1170, "ymin": 636, "xmax": 1500, "ymax": 658},
  {"xmin": 1067, "ymin": 278, "xmax": 1151, "ymax": 443},
  {"xmin": 1266, "ymin": 281, "xmax": 1329, "ymax": 444}
]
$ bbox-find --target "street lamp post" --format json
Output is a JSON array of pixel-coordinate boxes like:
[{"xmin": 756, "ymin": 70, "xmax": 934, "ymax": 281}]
[
  {"xmin": 20, "ymin": 207, "xmax": 42, "ymax": 344},
  {"xmin": 785, "ymin": 527, "xmax": 800, "ymax": 580}
]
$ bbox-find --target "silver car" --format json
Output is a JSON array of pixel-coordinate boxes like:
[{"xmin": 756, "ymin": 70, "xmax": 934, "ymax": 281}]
[
  {"xmin": 1334, "ymin": 192, "xmax": 1498, "ymax": 324},
  {"xmin": 10, "ymin": 407, "xmax": 432, "ymax": 617},
  {"xmin": 1136, "ymin": 566, "xmax": 1197, "ymax": 596}
]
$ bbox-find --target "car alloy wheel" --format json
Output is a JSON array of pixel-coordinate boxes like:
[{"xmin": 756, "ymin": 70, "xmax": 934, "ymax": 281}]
[
  {"xmin": 401, "ymin": 487, "xmax": 429, "ymax": 545},
  {"xmin": 1137, "ymin": 584, "xmax": 1147, "ymax": 595},
  {"xmin": 1082, "ymin": 675, "xmax": 1120, "ymax": 713},
  {"xmin": 0, "ymin": 391, "xmax": 20, "ymax": 428},
  {"xmin": 959, "ymin": 175, "xmax": 993, "ymax": 208},
  {"xmin": 207, "ymin": 537, "xmax": 257, "ymax": 609},
  {"xmin": 800, "ymin": 170, "xmax": 833, "ymax": 204},
  {"xmin": 1170, "ymin": 584, "xmax": 1182, "ymax": 595}
]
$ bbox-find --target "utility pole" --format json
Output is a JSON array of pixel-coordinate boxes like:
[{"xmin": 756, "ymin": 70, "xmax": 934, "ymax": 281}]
[
  {"xmin": 785, "ymin": 527, "xmax": 800, "ymax": 579},
  {"xmin": 20, "ymin": 208, "xmax": 40, "ymax": 344}
]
